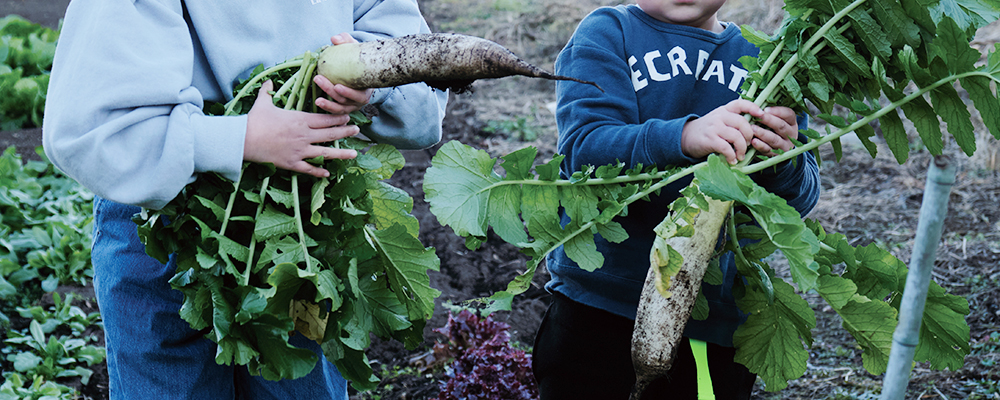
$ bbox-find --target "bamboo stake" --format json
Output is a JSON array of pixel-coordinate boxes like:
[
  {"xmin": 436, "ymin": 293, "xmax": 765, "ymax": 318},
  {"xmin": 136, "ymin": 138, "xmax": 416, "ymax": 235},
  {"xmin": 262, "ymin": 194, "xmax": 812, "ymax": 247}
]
[{"xmin": 880, "ymin": 155, "xmax": 957, "ymax": 400}]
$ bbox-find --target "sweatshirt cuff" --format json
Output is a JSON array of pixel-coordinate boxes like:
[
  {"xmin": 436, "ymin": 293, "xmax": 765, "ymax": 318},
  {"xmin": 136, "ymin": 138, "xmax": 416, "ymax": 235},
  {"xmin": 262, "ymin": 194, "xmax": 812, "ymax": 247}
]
[
  {"xmin": 369, "ymin": 86, "xmax": 393, "ymax": 105},
  {"xmin": 191, "ymin": 113, "xmax": 246, "ymax": 182},
  {"xmin": 644, "ymin": 115, "xmax": 702, "ymax": 168},
  {"xmin": 750, "ymin": 152, "xmax": 810, "ymax": 195}
]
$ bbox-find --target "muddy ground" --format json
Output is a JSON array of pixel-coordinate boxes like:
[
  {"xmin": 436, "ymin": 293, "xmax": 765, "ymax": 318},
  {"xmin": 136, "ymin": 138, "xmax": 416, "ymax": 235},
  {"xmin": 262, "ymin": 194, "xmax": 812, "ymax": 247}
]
[{"xmin": 3, "ymin": 0, "xmax": 999, "ymax": 399}]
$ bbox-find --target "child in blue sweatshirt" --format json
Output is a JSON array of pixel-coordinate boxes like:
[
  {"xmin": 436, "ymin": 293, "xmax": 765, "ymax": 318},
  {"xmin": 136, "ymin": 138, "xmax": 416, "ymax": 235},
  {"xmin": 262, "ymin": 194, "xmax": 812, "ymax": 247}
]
[
  {"xmin": 42, "ymin": 1, "xmax": 446, "ymax": 398},
  {"xmin": 533, "ymin": 1, "xmax": 820, "ymax": 399}
]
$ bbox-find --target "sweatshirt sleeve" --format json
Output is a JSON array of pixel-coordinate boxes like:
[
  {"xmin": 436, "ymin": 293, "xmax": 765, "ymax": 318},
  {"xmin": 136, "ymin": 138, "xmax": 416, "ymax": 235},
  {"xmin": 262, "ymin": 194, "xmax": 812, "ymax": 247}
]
[
  {"xmin": 750, "ymin": 116, "xmax": 821, "ymax": 217},
  {"xmin": 350, "ymin": 0, "xmax": 447, "ymax": 150},
  {"xmin": 42, "ymin": 0, "xmax": 245, "ymax": 210},
  {"xmin": 553, "ymin": 11, "xmax": 701, "ymax": 174}
]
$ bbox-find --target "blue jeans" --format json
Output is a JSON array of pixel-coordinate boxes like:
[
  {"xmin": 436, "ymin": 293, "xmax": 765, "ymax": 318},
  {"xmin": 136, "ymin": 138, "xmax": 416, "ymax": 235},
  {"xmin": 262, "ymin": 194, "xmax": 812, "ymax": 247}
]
[{"xmin": 92, "ymin": 196, "xmax": 348, "ymax": 399}]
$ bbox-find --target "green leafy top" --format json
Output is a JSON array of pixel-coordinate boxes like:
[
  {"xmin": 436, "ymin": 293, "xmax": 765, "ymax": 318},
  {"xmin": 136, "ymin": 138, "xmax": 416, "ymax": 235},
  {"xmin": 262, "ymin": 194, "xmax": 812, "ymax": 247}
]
[
  {"xmin": 136, "ymin": 54, "xmax": 439, "ymax": 390},
  {"xmin": 739, "ymin": 0, "xmax": 1000, "ymax": 164}
]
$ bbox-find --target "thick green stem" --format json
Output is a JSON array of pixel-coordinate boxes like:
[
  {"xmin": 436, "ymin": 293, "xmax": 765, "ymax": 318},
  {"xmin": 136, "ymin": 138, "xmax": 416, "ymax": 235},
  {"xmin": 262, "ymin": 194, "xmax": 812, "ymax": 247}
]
[
  {"xmin": 727, "ymin": 207, "xmax": 773, "ymax": 304},
  {"xmin": 291, "ymin": 175, "xmax": 313, "ymax": 272},
  {"xmin": 752, "ymin": 52, "xmax": 800, "ymax": 108},
  {"xmin": 275, "ymin": 69, "xmax": 304, "ymax": 107},
  {"xmin": 740, "ymin": 70, "xmax": 999, "ymax": 175},
  {"xmin": 244, "ymin": 176, "xmax": 271, "ymax": 286},
  {"xmin": 477, "ymin": 170, "xmax": 677, "ymax": 193},
  {"xmin": 285, "ymin": 68, "xmax": 307, "ymax": 111},
  {"xmin": 296, "ymin": 52, "xmax": 318, "ymax": 111},
  {"xmin": 744, "ymin": 40, "xmax": 785, "ymax": 100},
  {"xmin": 803, "ymin": 0, "xmax": 865, "ymax": 56},
  {"xmin": 219, "ymin": 168, "xmax": 243, "ymax": 236},
  {"xmin": 537, "ymin": 163, "xmax": 708, "ymax": 261},
  {"xmin": 224, "ymin": 59, "xmax": 304, "ymax": 115}
]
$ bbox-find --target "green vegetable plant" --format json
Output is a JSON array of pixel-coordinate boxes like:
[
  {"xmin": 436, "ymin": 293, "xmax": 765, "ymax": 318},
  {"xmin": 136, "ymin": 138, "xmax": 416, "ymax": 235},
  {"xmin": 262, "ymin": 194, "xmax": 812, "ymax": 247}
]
[
  {"xmin": 0, "ymin": 373, "xmax": 75, "ymax": 400},
  {"xmin": 13, "ymin": 292, "xmax": 102, "ymax": 339},
  {"xmin": 0, "ymin": 15, "xmax": 58, "ymax": 131},
  {"xmin": 135, "ymin": 52, "xmax": 440, "ymax": 390},
  {"xmin": 2, "ymin": 293, "xmax": 105, "ymax": 387},
  {"xmin": 0, "ymin": 146, "xmax": 94, "ymax": 324},
  {"xmin": 423, "ymin": 0, "xmax": 999, "ymax": 393}
]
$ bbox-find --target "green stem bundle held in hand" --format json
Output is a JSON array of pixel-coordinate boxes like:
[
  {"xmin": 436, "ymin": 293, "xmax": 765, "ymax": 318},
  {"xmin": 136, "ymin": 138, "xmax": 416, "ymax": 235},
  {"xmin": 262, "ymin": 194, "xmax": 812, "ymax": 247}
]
[
  {"xmin": 423, "ymin": 0, "xmax": 999, "ymax": 394},
  {"xmin": 133, "ymin": 33, "xmax": 592, "ymax": 390}
]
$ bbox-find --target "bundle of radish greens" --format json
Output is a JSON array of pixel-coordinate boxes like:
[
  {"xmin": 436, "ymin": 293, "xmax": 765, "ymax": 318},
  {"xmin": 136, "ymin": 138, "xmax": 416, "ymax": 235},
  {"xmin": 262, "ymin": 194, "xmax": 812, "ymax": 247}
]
[
  {"xmin": 133, "ymin": 33, "xmax": 597, "ymax": 390},
  {"xmin": 423, "ymin": 0, "xmax": 999, "ymax": 394},
  {"xmin": 135, "ymin": 53, "xmax": 438, "ymax": 390}
]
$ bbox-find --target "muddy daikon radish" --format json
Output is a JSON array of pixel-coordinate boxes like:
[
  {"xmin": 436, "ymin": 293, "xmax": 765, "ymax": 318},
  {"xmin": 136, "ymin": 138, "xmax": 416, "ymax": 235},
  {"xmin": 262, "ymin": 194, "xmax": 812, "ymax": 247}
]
[
  {"xmin": 630, "ymin": 197, "xmax": 733, "ymax": 400},
  {"xmin": 316, "ymin": 32, "xmax": 601, "ymax": 92}
]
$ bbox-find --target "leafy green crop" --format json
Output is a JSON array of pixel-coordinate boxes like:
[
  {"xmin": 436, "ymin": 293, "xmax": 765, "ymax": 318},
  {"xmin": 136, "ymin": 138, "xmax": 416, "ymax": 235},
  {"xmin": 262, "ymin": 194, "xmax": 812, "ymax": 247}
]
[
  {"xmin": 0, "ymin": 146, "xmax": 94, "ymax": 321},
  {"xmin": 0, "ymin": 148, "xmax": 99, "ymax": 398},
  {"xmin": 424, "ymin": 0, "xmax": 998, "ymax": 391},
  {"xmin": 3, "ymin": 293, "xmax": 104, "ymax": 386},
  {"xmin": 135, "ymin": 51, "xmax": 439, "ymax": 390},
  {"xmin": 0, "ymin": 15, "xmax": 58, "ymax": 131},
  {"xmin": 0, "ymin": 372, "xmax": 76, "ymax": 400}
]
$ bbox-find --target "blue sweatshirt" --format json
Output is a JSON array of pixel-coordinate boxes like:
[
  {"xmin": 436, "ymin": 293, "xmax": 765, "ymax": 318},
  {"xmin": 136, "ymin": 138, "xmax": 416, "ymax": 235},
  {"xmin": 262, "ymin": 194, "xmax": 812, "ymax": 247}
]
[
  {"xmin": 43, "ymin": 0, "xmax": 447, "ymax": 210},
  {"xmin": 545, "ymin": 5, "xmax": 820, "ymax": 347}
]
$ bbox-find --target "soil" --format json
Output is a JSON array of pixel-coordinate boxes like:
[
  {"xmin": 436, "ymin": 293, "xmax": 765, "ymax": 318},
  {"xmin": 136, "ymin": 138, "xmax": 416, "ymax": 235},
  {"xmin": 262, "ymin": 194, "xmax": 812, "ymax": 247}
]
[{"xmin": 3, "ymin": 0, "xmax": 999, "ymax": 399}]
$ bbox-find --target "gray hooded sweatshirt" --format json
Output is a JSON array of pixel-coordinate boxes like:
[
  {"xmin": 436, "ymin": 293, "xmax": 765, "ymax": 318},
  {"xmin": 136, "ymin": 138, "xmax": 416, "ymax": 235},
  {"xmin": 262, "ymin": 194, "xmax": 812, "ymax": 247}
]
[{"xmin": 43, "ymin": 0, "xmax": 447, "ymax": 210}]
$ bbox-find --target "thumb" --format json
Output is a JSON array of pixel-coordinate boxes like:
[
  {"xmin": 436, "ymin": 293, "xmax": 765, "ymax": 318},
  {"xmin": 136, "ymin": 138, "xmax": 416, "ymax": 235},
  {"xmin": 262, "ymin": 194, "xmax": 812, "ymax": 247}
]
[
  {"xmin": 330, "ymin": 32, "xmax": 358, "ymax": 45},
  {"xmin": 256, "ymin": 80, "xmax": 276, "ymax": 107}
]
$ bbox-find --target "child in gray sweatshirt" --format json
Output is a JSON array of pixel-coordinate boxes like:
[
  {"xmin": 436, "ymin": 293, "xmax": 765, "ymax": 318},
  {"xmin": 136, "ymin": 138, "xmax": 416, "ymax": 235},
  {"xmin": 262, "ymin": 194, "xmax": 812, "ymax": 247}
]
[{"xmin": 43, "ymin": 1, "xmax": 446, "ymax": 398}]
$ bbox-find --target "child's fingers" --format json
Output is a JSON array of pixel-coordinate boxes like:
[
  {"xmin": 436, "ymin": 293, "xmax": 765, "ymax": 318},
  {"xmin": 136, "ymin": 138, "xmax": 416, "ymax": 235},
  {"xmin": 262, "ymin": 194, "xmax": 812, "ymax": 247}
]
[
  {"xmin": 763, "ymin": 106, "xmax": 797, "ymax": 125},
  {"xmin": 751, "ymin": 138, "xmax": 774, "ymax": 156},
  {"xmin": 255, "ymin": 80, "xmax": 275, "ymax": 105},
  {"xmin": 712, "ymin": 137, "xmax": 739, "ymax": 165},
  {"xmin": 304, "ymin": 113, "xmax": 350, "ymax": 129},
  {"xmin": 720, "ymin": 101, "xmax": 762, "ymax": 142},
  {"xmin": 751, "ymin": 125, "xmax": 793, "ymax": 153},
  {"xmin": 724, "ymin": 99, "xmax": 767, "ymax": 122},
  {"xmin": 305, "ymin": 145, "xmax": 358, "ymax": 162},
  {"xmin": 758, "ymin": 106, "xmax": 797, "ymax": 139},
  {"xmin": 312, "ymin": 124, "xmax": 360, "ymax": 144},
  {"xmin": 288, "ymin": 161, "xmax": 332, "ymax": 178},
  {"xmin": 285, "ymin": 144, "xmax": 359, "ymax": 178},
  {"xmin": 312, "ymin": 75, "xmax": 348, "ymax": 106},
  {"xmin": 313, "ymin": 75, "xmax": 368, "ymax": 103},
  {"xmin": 333, "ymin": 84, "xmax": 372, "ymax": 105},
  {"xmin": 719, "ymin": 127, "xmax": 749, "ymax": 162},
  {"xmin": 313, "ymin": 75, "xmax": 371, "ymax": 114}
]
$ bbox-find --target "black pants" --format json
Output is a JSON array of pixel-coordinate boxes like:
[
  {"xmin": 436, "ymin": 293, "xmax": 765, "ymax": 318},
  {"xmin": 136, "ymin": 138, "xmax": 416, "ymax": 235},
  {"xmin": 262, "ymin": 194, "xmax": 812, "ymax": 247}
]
[{"xmin": 532, "ymin": 294, "xmax": 757, "ymax": 400}]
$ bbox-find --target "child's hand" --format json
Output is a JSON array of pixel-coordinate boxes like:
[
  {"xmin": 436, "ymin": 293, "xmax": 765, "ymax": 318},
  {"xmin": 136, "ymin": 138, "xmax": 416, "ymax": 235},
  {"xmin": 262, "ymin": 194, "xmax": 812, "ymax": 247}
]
[
  {"xmin": 749, "ymin": 106, "xmax": 797, "ymax": 158},
  {"xmin": 312, "ymin": 33, "xmax": 373, "ymax": 115},
  {"xmin": 681, "ymin": 100, "xmax": 799, "ymax": 164},
  {"xmin": 244, "ymin": 80, "xmax": 359, "ymax": 178},
  {"xmin": 680, "ymin": 99, "xmax": 763, "ymax": 164},
  {"xmin": 244, "ymin": 34, "xmax": 373, "ymax": 179}
]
